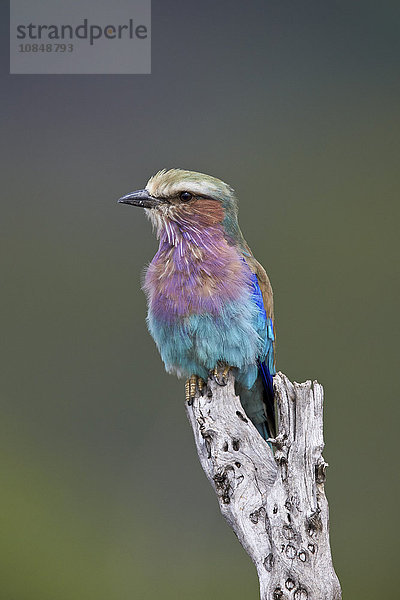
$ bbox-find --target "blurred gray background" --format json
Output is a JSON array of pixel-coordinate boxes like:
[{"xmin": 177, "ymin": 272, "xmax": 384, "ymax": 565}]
[{"xmin": 1, "ymin": 1, "xmax": 399, "ymax": 598}]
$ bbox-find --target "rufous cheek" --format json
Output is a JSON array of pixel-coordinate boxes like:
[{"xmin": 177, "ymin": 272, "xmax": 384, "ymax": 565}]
[{"xmin": 180, "ymin": 199, "xmax": 225, "ymax": 226}]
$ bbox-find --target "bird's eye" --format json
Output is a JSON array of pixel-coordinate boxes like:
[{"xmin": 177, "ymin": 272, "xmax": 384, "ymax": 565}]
[{"xmin": 179, "ymin": 191, "xmax": 193, "ymax": 202}]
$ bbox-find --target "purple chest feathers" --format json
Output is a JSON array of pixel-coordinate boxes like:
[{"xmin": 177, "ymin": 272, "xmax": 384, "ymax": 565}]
[{"xmin": 143, "ymin": 223, "xmax": 250, "ymax": 322}]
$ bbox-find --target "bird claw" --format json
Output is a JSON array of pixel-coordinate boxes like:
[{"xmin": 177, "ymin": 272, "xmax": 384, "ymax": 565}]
[
  {"xmin": 185, "ymin": 375, "xmax": 205, "ymax": 404},
  {"xmin": 212, "ymin": 363, "xmax": 230, "ymax": 386}
]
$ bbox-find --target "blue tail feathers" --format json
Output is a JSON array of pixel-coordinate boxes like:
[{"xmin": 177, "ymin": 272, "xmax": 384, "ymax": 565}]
[
  {"xmin": 235, "ymin": 360, "xmax": 276, "ymax": 442},
  {"xmin": 257, "ymin": 359, "xmax": 276, "ymax": 440}
]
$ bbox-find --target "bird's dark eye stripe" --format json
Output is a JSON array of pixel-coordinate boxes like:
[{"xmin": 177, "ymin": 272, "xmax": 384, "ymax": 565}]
[
  {"xmin": 150, "ymin": 192, "xmax": 215, "ymax": 202},
  {"xmin": 196, "ymin": 194, "xmax": 215, "ymax": 200},
  {"xmin": 177, "ymin": 192, "xmax": 217, "ymax": 202}
]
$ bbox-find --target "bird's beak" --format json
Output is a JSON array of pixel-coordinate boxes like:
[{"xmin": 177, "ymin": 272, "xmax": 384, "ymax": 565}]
[{"xmin": 117, "ymin": 189, "xmax": 165, "ymax": 209}]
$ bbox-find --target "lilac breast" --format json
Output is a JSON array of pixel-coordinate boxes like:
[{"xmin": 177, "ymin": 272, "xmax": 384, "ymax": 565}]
[{"xmin": 143, "ymin": 224, "xmax": 251, "ymax": 323}]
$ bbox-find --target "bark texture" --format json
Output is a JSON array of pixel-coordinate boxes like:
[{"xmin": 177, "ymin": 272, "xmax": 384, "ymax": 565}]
[{"xmin": 185, "ymin": 371, "xmax": 342, "ymax": 600}]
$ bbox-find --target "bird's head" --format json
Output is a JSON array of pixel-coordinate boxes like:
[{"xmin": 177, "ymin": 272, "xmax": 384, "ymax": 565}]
[{"xmin": 118, "ymin": 169, "xmax": 243, "ymax": 244}]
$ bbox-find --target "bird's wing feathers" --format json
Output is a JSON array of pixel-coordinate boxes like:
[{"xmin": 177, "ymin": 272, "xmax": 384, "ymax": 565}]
[
  {"xmin": 244, "ymin": 254, "xmax": 274, "ymax": 320},
  {"xmin": 241, "ymin": 253, "xmax": 276, "ymax": 439},
  {"xmin": 242, "ymin": 253, "xmax": 275, "ymax": 373},
  {"xmin": 249, "ymin": 268, "xmax": 276, "ymax": 375}
]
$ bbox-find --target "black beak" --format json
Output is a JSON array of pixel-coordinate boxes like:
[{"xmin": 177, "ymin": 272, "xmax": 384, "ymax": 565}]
[{"xmin": 117, "ymin": 189, "xmax": 164, "ymax": 209}]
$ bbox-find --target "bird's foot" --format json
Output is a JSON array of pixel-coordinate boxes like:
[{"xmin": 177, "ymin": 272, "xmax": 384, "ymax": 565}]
[
  {"xmin": 212, "ymin": 362, "xmax": 230, "ymax": 386},
  {"xmin": 185, "ymin": 375, "xmax": 205, "ymax": 405}
]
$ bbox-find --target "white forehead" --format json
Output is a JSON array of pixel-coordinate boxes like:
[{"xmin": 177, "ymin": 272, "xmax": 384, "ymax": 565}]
[{"xmin": 146, "ymin": 168, "xmax": 233, "ymax": 199}]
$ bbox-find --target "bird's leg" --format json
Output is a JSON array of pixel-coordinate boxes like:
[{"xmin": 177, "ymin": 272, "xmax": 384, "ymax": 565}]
[
  {"xmin": 212, "ymin": 361, "xmax": 231, "ymax": 386},
  {"xmin": 185, "ymin": 375, "xmax": 205, "ymax": 405}
]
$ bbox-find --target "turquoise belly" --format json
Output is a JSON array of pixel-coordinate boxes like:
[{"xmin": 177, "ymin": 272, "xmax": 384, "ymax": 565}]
[{"xmin": 147, "ymin": 297, "xmax": 263, "ymax": 388}]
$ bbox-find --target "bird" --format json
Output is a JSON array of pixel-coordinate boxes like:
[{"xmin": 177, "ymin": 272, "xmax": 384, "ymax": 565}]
[{"xmin": 118, "ymin": 169, "xmax": 276, "ymax": 440}]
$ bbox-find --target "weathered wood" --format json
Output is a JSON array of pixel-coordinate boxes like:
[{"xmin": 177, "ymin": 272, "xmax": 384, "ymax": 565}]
[{"xmin": 185, "ymin": 371, "xmax": 341, "ymax": 600}]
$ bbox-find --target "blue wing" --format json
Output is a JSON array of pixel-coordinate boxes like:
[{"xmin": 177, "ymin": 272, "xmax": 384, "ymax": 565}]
[
  {"xmin": 249, "ymin": 271, "xmax": 276, "ymax": 375},
  {"xmin": 250, "ymin": 271, "xmax": 276, "ymax": 438}
]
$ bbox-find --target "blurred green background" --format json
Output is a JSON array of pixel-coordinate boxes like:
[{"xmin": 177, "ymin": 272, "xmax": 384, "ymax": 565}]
[{"xmin": 1, "ymin": 1, "xmax": 399, "ymax": 598}]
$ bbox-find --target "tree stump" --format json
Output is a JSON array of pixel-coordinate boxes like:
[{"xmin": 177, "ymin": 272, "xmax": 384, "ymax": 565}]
[{"xmin": 185, "ymin": 371, "xmax": 342, "ymax": 600}]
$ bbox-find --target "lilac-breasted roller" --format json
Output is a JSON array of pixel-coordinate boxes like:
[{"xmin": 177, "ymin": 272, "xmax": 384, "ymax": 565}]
[{"xmin": 118, "ymin": 169, "xmax": 276, "ymax": 440}]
